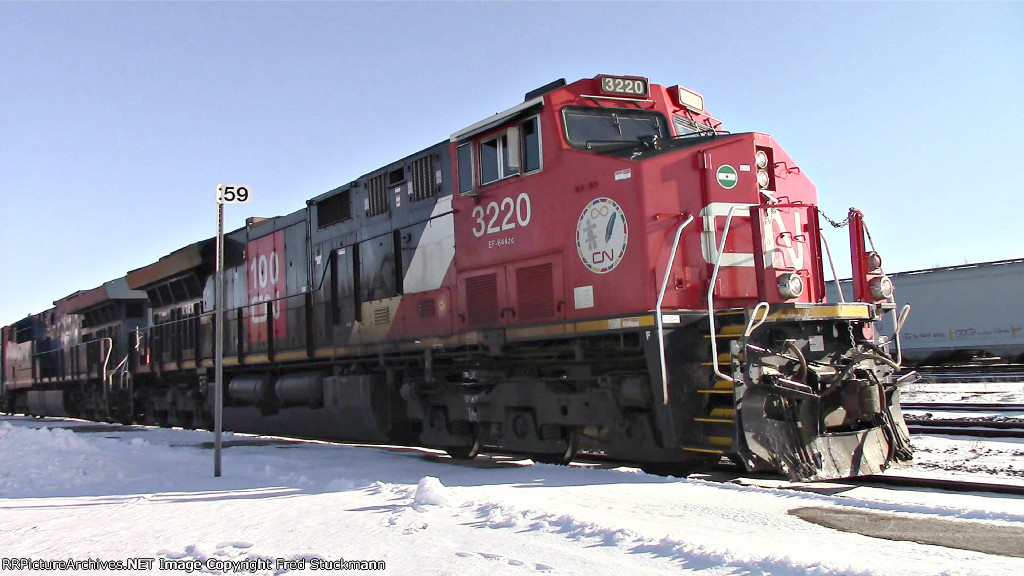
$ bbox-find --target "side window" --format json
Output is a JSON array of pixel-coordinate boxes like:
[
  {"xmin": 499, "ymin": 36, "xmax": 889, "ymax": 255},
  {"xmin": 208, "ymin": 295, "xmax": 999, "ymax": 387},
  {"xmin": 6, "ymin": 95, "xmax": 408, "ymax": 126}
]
[
  {"xmin": 522, "ymin": 116, "xmax": 541, "ymax": 173},
  {"xmin": 460, "ymin": 117, "xmax": 541, "ymax": 192},
  {"xmin": 480, "ymin": 138, "xmax": 499, "ymax": 184},
  {"xmin": 673, "ymin": 115, "xmax": 703, "ymax": 136},
  {"xmin": 457, "ymin": 143, "xmax": 474, "ymax": 194},
  {"xmin": 479, "ymin": 134, "xmax": 519, "ymax": 185}
]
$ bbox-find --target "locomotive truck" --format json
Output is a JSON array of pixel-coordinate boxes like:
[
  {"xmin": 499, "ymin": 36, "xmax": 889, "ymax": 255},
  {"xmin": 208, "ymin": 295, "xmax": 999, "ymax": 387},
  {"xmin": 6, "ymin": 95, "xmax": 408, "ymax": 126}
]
[{"xmin": 2, "ymin": 74, "xmax": 913, "ymax": 481}]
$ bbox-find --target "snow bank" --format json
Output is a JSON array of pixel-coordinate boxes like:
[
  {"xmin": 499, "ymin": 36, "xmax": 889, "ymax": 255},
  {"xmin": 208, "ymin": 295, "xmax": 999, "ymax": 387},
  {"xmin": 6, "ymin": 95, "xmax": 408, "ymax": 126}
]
[
  {"xmin": 0, "ymin": 420, "xmax": 208, "ymax": 497},
  {"xmin": 0, "ymin": 421, "xmax": 116, "ymax": 496},
  {"xmin": 413, "ymin": 475, "xmax": 451, "ymax": 506}
]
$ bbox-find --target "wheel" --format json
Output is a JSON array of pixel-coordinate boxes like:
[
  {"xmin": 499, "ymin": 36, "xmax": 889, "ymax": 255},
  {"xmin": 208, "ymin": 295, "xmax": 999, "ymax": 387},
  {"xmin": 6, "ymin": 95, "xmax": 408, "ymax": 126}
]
[
  {"xmin": 533, "ymin": 430, "xmax": 579, "ymax": 466},
  {"xmin": 640, "ymin": 464, "xmax": 699, "ymax": 478},
  {"xmin": 445, "ymin": 438, "xmax": 481, "ymax": 460}
]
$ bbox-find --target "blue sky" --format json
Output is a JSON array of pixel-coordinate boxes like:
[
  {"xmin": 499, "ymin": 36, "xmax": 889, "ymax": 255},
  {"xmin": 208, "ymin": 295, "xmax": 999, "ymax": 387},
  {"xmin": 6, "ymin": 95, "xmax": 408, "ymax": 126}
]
[{"xmin": 1, "ymin": 2, "xmax": 1021, "ymax": 324}]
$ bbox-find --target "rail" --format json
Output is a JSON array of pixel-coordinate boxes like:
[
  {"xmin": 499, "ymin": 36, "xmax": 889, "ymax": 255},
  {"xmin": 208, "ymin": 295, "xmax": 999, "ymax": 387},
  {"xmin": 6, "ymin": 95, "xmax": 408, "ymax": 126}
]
[
  {"xmin": 655, "ymin": 213, "xmax": 694, "ymax": 405},
  {"xmin": 902, "ymin": 402, "xmax": 1024, "ymax": 412},
  {"xmin": 904, "ymin": 417, "xmax": 1024, "ymax": 439},
  {"xmin": 905, "ymin": 366, "xmax": 1024, "ymax": 384}
]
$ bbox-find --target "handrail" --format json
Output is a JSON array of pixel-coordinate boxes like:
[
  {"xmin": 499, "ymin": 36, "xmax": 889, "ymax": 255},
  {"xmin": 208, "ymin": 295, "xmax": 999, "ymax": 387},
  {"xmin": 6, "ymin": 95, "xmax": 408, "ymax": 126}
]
[
  {"xmin": 99, "ymin": 337, "xmax": 113, "ymax": 386},
  {"xmin": 136, "ymin": 259, "xmax": 355, "ymax": 367},
  {"xmin": 139, "ymin": 286, "xmax": 315, "ymax": 335},
  {"xmin": 706, "ymin": 204, "xmax": 752, "ymax": 383},
  {"xmin": 137, "ymin": 259, "xmax": 337, "ymax": 341},
  {"xmin": 655, "ymin": 214, "xmax": 695, "ymax": 405},
  {"xmin": 744, "ymin": 302, "xmax": 770, "ymax": 339},
  {"xmin": 892, "ymin": 304, "xmax": 911, "ymax": 367},
  {"xmin": 860, "ymin": 218, "xmax": 906, "ymax": 367},
  {"xmin": 31, "ymin": 337, "xmax": 114, "ymax": 381},
  {"xmin": 819, "ymin": 232, "xmax": 845, "ymax": 303}
]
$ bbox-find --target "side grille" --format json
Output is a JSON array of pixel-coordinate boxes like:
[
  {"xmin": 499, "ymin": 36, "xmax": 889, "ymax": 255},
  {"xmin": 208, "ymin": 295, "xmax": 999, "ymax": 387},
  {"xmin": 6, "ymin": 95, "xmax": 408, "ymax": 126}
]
[
  {"xmin": 516, "ymin": 264, "xmax": 554, "ymax": 321},
  {"xmin": 417, "ymin": 299, "xmax": 436, "ymax": 319},
  {"xmin": 373, "ymin": 306, "xmax": 391, "ymax": 325},
  {"xmin": 367, "ymin": 174, "xmax": 389, "ymax": 217},
  {"xmin": 465, "ymin": 274, "xmax": 499, "ymax": 327},
  {"xmin": 410, "ymin": 155, "xmax": 437, "ymax": 202}
]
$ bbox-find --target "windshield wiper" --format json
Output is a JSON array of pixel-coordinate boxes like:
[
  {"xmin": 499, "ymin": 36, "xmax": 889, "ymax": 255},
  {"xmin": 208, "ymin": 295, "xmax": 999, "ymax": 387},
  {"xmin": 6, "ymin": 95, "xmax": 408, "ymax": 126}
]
[
  {"xmin": 584, "ymin": 139, "xmax": 639, "ymax": 151},
  {"xmin": 673, "ymin": 127, "xmax": 720, "ymax": 140},
  {"xmin": 586, "ymin": 134, "xmax": 663, "ymax": 153}
]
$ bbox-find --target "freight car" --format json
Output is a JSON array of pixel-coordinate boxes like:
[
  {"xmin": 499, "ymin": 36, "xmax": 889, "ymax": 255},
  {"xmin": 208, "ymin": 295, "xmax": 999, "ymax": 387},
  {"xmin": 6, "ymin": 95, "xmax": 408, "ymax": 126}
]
[
  {"xmin": 2, "ymin": 74, "xmax": 914, "ymax": 481},
  {"xmin": 827, "ymin": 259, "xmax": 1024, "ymax": 365}
]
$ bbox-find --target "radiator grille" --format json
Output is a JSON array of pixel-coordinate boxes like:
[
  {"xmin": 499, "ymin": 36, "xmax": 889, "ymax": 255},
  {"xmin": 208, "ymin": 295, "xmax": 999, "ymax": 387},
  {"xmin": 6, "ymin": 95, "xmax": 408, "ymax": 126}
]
[
  {"xmin": 465, "ymin": 274, "xmax": 499, "ymax": 327},
  {"xmin": 367, "ymin": 174, "xmax": 389, "ymax": 217},
  {"xmin": 410, "ymin": 155, "xmax": 436, "ymax": 202},
  {"xmin": 516, "ymin": 264, "xmax": 554, "ymax": 321}
]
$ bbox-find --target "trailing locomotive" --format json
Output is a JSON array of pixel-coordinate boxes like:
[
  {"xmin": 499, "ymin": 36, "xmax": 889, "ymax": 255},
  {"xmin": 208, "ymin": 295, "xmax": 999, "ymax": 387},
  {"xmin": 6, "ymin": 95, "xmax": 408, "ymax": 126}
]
[{"xmin": 2, "ymin": 74, "xmax": 913, "ymax": 481}]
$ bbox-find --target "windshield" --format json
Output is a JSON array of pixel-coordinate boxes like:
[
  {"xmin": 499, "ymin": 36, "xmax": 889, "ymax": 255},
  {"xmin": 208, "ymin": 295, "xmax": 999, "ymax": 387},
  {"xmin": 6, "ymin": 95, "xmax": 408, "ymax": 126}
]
[
  {"xmin": 563, "ymin": 107, "xmax": 668, "ymax": 149},
  {"xmin": 674, "ymin": 114, "xmax": 705, "ymax": 136}
]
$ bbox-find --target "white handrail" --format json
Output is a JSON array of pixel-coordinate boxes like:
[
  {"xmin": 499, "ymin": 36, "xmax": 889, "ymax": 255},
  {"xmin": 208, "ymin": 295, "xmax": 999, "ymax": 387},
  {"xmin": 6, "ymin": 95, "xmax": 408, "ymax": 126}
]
[
  {"xmin": 655, "ymin": 214, "xmax": 695, "ymax": 405},
  {"xmin": 744, "ymin": 302, "xmax": 771, "ymax": 339},
  {"xmin": 706, "ymin": 205, "xmax": 751, "ymax": 383},
  {"xmin": 99, "ymin": 337, "xmax": 113, "ymax": 385},
  {"xmin": 819, "ymin": 232, "xmax": 846, "ymax": 303}
]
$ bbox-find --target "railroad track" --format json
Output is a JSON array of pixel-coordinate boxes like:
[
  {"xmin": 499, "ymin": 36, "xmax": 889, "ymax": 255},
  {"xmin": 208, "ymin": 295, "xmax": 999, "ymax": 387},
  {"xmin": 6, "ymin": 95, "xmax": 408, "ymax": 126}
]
[
  {"xmin": 851, "ymin": 474, "xmax": 1024, "ymax": 497},
  {"xmin": 902, "ymin": 402, "xmax": 1024, "ymax": 412},
  {"xmin": 905, "ymin": 417, "xmax": 1024, "ymax": 438},
  {"xmin": 902, "ymin": 365, "xmax": 1024, "ymax": 384},
  {"xmin": 698, "ymin": 466, "xmax": 1024, "ymax": 498},
  {"xmin": 12, "ymin": 414, "xmax": 1024, "ymax": 500}
]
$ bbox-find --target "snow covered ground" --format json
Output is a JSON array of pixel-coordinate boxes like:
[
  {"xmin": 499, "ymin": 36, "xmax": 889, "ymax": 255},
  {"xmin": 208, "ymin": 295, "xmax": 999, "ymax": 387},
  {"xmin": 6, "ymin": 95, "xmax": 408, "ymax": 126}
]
[
  {"xmin": 899, "ymin": 380, "xmax": 1024, "ymax": 483},
  {"xmin": 2, "ymin": 387, "xmax": 1023, "ymax": 576}
]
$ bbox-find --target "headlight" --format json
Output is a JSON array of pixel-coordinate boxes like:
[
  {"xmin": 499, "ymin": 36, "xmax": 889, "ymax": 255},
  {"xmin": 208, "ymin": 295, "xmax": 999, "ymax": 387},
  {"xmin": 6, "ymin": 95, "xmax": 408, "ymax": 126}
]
[
  {"xmin": 869, "ymin": 275, "xmax": 894, "ymax": 300},
  {"xmin": 755, "ymin": 150, "xmax": 769, "ymax": 169},
  {"xmin": 777, "ymin": 273, "xmax": 804, "ymax": 299},
  {"xmin": 757, "ymin": 169, "xmax": 770, "ymax": 189},
  {"xmin": 867, "ymin": 251, "xmax": 883, "ymax": 272}
]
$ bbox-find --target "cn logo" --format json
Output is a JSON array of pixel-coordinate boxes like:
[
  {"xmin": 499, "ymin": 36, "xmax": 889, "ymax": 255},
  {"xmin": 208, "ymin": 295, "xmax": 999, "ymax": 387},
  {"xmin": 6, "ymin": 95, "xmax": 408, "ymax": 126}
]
[
  {"xmin": 576, "ymin": 197, "xmax": 628, "ymax": 274},
  {"xmin": 592, "ymin": 249, "xmax": 616, "ymax": 265}
]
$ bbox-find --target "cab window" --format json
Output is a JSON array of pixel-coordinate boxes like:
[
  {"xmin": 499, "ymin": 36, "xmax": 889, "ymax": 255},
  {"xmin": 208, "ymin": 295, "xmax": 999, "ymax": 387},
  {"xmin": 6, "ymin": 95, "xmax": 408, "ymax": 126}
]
[
  {"xmin": 522, "ymin": 116, "xmax": 541, "ymax": 173},
  {"xmin": 459, "ymin": 115, "xmax": 543, "ymax": 193},
  {"xmin": 480, "ymin": 134, "xmax": 518, "ymax": 185},
  {"xmin": 563, "ymin": 107, "xmax": 667, "ymax": 149},
  {"xmin": 673, "ymin": 114, "xmax": 704, "ymax": 136}
]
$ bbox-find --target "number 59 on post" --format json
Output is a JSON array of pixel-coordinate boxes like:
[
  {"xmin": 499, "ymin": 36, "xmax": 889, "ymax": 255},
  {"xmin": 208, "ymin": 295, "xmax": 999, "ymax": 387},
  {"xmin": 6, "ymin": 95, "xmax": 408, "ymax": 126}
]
[{"xmin": 217, "ymin": 184, "xmax": 251, "ymax": 204}]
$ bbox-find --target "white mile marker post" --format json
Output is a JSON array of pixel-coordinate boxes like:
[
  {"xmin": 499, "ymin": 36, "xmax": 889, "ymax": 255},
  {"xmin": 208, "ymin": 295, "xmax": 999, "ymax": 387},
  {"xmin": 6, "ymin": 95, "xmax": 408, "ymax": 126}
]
[{"xmin": 214, "ymin": 184, "xmax": 250, "ymax": 477}]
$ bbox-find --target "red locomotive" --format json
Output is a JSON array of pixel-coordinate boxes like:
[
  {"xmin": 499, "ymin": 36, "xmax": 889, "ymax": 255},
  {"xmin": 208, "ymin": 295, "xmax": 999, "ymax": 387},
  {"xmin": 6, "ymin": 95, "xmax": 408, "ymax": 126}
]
[{"xmin": 2, "ymin": 74, "xmax": 913, "ymax": 480}]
